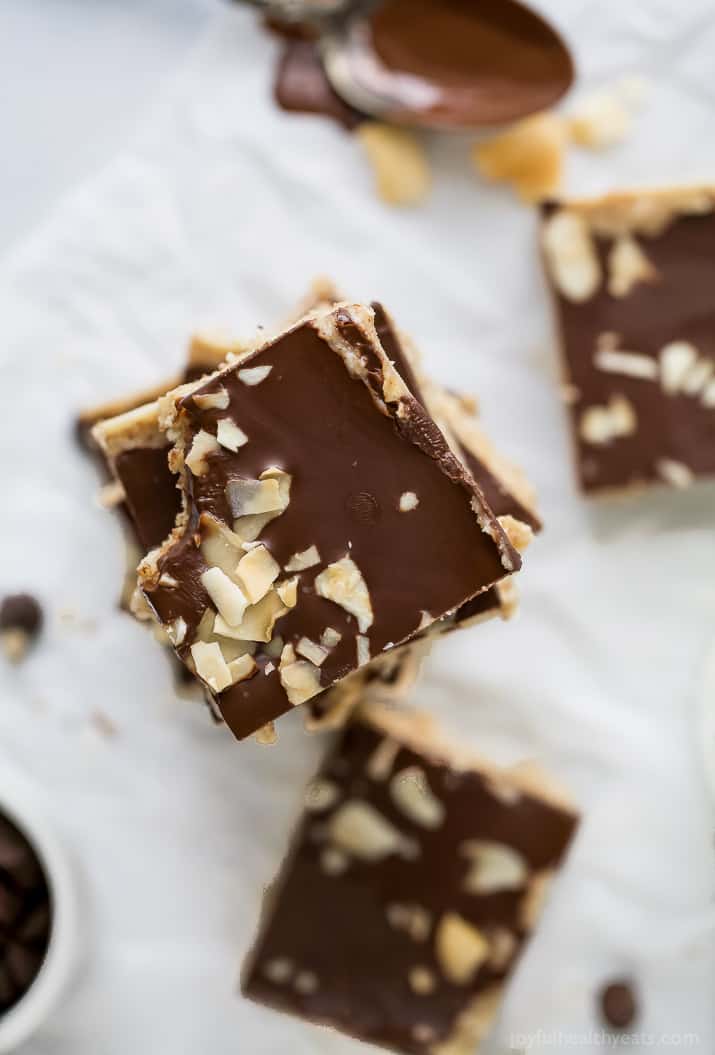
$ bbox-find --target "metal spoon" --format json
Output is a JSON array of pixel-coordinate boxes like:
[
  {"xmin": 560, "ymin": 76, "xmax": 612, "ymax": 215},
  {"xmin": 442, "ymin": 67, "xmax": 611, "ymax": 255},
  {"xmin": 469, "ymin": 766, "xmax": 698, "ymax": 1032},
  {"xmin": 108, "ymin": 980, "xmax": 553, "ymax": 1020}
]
[{"xmin": 239, "ymin": 0, "xmax": 574, "ymax": 130}]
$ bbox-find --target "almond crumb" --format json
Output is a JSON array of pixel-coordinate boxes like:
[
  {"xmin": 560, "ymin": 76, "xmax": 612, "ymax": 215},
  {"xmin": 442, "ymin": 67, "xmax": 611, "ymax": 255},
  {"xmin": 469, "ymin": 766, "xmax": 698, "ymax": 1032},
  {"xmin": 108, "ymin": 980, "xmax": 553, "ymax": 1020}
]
[
  {"xmin": 473, "ymin": 112, "xmax": 565, "ymax": 202},
  {"xmin": 356, "ymin": 123, "xmax": 432, "ymax": 207}
]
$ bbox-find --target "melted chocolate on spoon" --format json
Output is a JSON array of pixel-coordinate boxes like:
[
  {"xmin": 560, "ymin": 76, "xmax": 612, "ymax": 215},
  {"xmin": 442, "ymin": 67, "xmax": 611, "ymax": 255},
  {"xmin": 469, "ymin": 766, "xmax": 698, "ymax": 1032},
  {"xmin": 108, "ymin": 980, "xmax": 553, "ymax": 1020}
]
[{"xmin": 270, "ymin": 0, "xmax": 574, "ymax": 130}]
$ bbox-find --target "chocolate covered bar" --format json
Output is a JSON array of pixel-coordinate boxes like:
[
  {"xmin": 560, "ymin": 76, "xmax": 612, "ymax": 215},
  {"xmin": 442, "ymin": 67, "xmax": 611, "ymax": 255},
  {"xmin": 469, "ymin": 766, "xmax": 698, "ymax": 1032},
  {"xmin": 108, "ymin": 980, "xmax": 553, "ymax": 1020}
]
[
  {"xmin": 541, "ymin": 186, "xmax": 715, "ymax": 494},
  {"xmin": 243, "ymin": 703, "xmax": 579, "ymax": 1054},
  {"xmin": 113, "ymin": 303, "xmax": 519, "ymax": 740}
]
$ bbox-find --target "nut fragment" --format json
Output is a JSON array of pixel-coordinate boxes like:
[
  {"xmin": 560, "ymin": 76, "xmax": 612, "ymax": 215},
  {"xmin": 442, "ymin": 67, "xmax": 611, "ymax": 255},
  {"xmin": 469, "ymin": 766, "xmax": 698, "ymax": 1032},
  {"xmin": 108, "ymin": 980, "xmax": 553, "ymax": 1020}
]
[
  {"xmin": 682, "ymin": 358, "xmax": 713, "ymax": 396},
  {"xmin": 216, "ymin": 418, "xmax": 248, "ymax": 452},
  {"xmin": 656, "ymin": 458, "xmax": 693, "ymax": 489},
  {"xmin": 660, "ymin": 341, "xmax": 698, "ymax": 394},
  {"xmin": 568, "ymin": 90, "xmax": 632, "ymax": 149},
  {"xmin": 228, "ymin": 653, "xmax": 257, "ymax": 684},
  {"xmin": 356, "ymin": 122, "xmax": 431, "ymax": 207},
  {"xmin": 233, "ymin": 512, "xmax": 277, "ymax": 543},
  {"xmin": 386, "ymin": 902, "xmax": 432, "ymax": 942},
  {"xmin": 185, "ymin": 429, "xmax": 220, "ymax": 476},
  {"xmin": 327, "ymin": 801, "xmax": 418, "ymax": 862},
  {"xmin": 193, "ymin": 386, "xmax": 229, "ymax": 411},
  {"xmin": 276, "ymin": 578, "xmax": 298, "ymax": 608},
  {"xmin": 435, "ymin": 913, "xmax": 489, "ymax": 986},
  {"xmin": 399, "ymin": 491, "xmax": 419, "ymax": 512},
  {"xmin": 315, "ymin": 557, "xmax": 373, "ymax": 633},
  {"xmin": 366, "ymin": 737, "xmax": 400, "ymax": 781},
  {"xmin": 215, "ymin": 589, "xmax": 287, "ymax": 643},
  {"xmin": 390, "ymin": 766, "xmax": 445, "ymax": 830},
  {"xmin": 356, "ymin": 634, "xmax": 371, "ymax": 667},
  {"xmin": 200, "ymin": 566, "xmax": 248, "ymax": 628},
  {"xmin": 294, "ymin": 970, "xmax": 318, "ymax": 995},
  {"xmin": 254, "ymin": 722, "xmax": 277, "ymax": 745},
  {"xmin": 259, "ymin": 466, "xmax": 292, "ymax": 512},
  {"xmin": 263, "ymin": 958, "xmax": 293, "ymax": 984},
  {"xmin": 320, "ymin": 847, "xmax": 349, "ymax": 876},
  {"xmin": 238, "ymin": 365, "xmax": 272, "ymax": 386},
  {"xmin": 200, "ymin": 515, "xmax": 244, "ymax": 577},
  {"xmin": 579, "ymin": 394, "xmax": 636, "ymax": 445},
  {"xmin": 225, "ymin": 478, "xmax": 282, "ymax": 517},
  {"xmin": 702, "ymin": 379, "xmax": 715, "ymax": 407},
  {"xmin": 284, "ymin": 545, "xmax": 321, "ymax": 573},
  {"xmin": 167, "ymin": 617, "xmax": 187, "ymax": 647},
  {"xmin": 487, "ymin": 927, "xmax": 517, "ymax": 971},
  {"xmin": 97, "ymin": 480, "xmax": 125, "ymax": 509},
  {"xmin": 594, "ymin": 345, "xmax": 657, "ymax": 380},
  {"xmin": 460, "ymin": 840, "xmax": 528, "ymax": 895},
  {"xmin": 297, "ymin": 636, "xmax": 329, "ymax": 666},
  {"xmin": 607, "ymin": 235, "xmax": 658, "ymax": 298},
  {"xmin": 497, "ymin": 515, "xmax": 533, "ymax": 553},
  {"xmin": 236, "ymin": 545, "xmax": 280, "ymax": 604},
  {"xmin": 320, "ymin": 627, "xmax": 342, "ymax": 650},
  {"xmin": 408, "ymin": 966, "xmax": 436, "ymax": 995},
  {"xmin": 279, "ymin": 645, "xmax": 322, "ymax": 706},
  {"xmin": 542, "ymin": 209, "xmax": 601, "ymax": 302},
  {"xmin": 474, "ymin": 112, "xmax": 565, "ymax": 202},
  {"xmin": 190, "ymin": 640, "xmax": 232, "ymax": 692}
]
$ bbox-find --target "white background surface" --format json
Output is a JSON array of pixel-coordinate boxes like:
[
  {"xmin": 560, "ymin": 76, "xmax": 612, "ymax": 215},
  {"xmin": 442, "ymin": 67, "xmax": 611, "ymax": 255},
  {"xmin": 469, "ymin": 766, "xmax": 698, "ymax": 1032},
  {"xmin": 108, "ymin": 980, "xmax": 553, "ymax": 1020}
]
[{"xmin": 1, "ymin": 2, "xmax": 714, "ymax": 1053}]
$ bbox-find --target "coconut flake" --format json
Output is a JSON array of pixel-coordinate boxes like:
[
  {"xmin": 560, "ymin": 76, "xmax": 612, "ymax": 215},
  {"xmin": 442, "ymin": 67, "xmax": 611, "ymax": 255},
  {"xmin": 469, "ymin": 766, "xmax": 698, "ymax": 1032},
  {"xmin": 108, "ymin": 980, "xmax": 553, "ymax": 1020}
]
[
  {"xmin": 216, "ymin": 419, "xmax": 248, "ymax": 452},
  {"xmin": 315, "ymin": 557, "xmax": 373, "ymax": 633},
  {"xmin": 200, "ymin": 566, "xmax": 249, "ymax": 627},
  {"xmin": 238, "ymin": 365, "xmax": 273, "ymax": 386}
]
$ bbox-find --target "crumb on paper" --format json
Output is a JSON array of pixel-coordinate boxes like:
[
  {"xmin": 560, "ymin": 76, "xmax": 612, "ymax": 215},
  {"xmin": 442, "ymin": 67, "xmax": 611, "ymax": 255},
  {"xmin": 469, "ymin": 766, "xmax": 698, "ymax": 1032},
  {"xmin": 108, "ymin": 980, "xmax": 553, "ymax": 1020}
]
[
  {"xmin": 90, "ymin": 708, "xmax": 119, "ymax": 739},
  {"xmin": 567, "ymin": 75, "xmax": 651, "ymax": 151},
  {"xmin": 472, "ymin": 112, "xmax": 566, "ymax": 202},
  {"xmin": 356, "ymin": 123, "xmax": 432, "ymax": 207}
]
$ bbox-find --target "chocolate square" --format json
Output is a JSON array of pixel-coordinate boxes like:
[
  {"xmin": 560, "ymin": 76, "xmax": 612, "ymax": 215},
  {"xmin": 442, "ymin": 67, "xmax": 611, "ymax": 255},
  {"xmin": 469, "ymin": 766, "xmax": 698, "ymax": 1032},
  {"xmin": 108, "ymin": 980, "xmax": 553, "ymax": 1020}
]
[
  {"xmin": 541, "ymin": 187, "xmax": 715, "ymax": 494},
  {"xmin": 136, "ymin": 304, "xmax": 519, "ymax": 740},
  {"xmin": 243, "ymin": 705, "xmax": 578, "ymax": 1054}
]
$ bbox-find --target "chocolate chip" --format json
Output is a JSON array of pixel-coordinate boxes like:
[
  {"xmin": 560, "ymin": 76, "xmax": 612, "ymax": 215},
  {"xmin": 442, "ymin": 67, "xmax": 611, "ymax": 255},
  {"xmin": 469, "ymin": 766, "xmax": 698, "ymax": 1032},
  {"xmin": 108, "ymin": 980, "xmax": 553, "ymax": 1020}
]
[
  {"xmin": 0, "ymin": 594, "xmax": 43, "ymax": 637},
  {"xmin": 599, "ymin": 979, "xmax": 638, "ymax": 1030},
  {"xmin": 0, "ymin": 594, "xmax": 43, "ymax": 663}
]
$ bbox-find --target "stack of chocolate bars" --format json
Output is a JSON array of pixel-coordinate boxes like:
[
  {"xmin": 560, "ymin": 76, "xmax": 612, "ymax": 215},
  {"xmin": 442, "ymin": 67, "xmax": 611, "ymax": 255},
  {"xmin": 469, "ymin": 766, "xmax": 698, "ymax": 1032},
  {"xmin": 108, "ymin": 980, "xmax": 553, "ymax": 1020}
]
[{"xmin": 80, "ymin": 289, "xmax": 579, "ymax": 1052}]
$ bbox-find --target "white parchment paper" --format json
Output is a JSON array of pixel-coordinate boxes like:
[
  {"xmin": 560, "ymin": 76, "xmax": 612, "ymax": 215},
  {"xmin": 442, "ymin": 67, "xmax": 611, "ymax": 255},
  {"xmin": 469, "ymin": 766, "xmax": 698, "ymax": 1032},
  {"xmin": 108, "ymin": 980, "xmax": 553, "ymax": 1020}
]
[{"xmin": 1, "ymin": 2, "xmax": 714, "ymax": 1052}]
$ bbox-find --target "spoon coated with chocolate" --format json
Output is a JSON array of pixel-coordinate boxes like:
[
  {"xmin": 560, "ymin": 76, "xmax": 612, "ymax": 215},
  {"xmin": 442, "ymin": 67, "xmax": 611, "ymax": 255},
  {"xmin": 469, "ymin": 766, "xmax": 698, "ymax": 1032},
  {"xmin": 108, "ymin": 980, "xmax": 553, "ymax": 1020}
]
[{"xmin": 245, "ymin": 0, "xmax": 574, "ymax": 129}]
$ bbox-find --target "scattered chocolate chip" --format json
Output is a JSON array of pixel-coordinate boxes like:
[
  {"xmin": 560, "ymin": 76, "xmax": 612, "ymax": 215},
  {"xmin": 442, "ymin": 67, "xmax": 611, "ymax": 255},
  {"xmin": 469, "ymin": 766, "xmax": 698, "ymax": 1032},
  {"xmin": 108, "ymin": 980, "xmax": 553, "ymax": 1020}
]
[
  {"xmin": 0, "ymin": 594, "xmax": 43, "ymax": 663},
  {"xmin": 599, "ymin": 979, "xmax": 638, "ymax": 1030},
  {"xmin": 0, "ymin": 595, "xmax": 43, "ymax": 637}
]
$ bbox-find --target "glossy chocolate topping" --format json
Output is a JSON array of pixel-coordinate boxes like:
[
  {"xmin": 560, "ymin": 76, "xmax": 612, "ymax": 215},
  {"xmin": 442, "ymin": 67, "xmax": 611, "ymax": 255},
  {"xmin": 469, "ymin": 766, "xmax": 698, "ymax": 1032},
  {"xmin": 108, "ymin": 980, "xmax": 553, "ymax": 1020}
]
[
  {"xmin": 372, "ymin": 302, "xmax": 542, "ymax": 532},
  {"xmin": 146, "ymin": 309, "xmax": 517, "ymax": 740},
  {"xmin": 243, "ymin": 714, "xmax": 578, "ymax": 1053},
  {"xmin": 542, "ymin": 197, "xmax": 715, "ymax": 493},
  {"xmin": 0, "ymin": 813, "xmax": 52, "ymax": 1013},
  {"xmin": 333, "ymin": 0, "xmax": 573, "ymax": 128},
  {"xmin": 114, "ymin": 446, "xmax": 180, "ymax": 553}
]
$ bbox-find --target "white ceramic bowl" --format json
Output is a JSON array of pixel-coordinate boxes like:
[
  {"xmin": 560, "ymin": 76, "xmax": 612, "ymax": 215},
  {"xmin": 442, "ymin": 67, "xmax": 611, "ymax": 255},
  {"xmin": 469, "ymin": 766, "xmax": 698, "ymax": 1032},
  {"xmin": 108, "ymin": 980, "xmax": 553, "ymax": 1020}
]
[{"xmin": 0, "ymin": 762, "xmax": 80, "ymax": 1052}]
